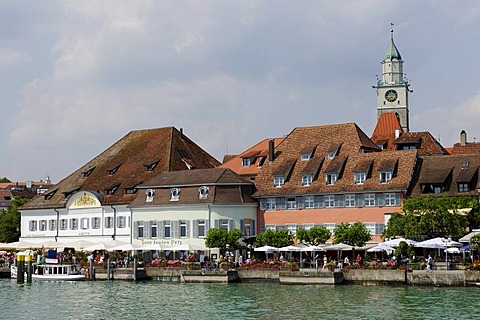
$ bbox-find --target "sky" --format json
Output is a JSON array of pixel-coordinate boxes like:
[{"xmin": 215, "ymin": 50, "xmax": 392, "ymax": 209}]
[{"xmin": 2, "ymin": 1, "xmax": 480, "ymax": 183}]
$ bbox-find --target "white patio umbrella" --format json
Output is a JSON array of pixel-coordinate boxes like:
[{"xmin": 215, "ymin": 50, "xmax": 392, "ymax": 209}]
[
  {"xmin": 63, "ymin": 240, "xmax": 96, "ymax": 250},
  {"xmin": 325, "ymin": 243, "xmax": 354, "ymax": 251},
  {"xmin": 279, "ymin": 245, "xmax": 302, "ymax": 263},
  {"xmin": 140, "ymin": 243, "xmax": 164, "ymax": 251},
  {"xmin": 367, "ymin": 244, "xmax": 395, "ymax": 252},
  {"xmin": 383, "ymin": 238, "xmax": 417, "ymax": 247},
  {"xmin": 254, "ymin": 245, "xmax": 279, "ymax": 253},
  {"xmin": 108, "ymin": 243, "xmax": 144, "ymax": 252},
  {"xmin": 301, "ymin": 245, "xmax": 324, "ymax": 252},
  {"xmin": 166, "ymin": 243, "xmax": 206, "ymax": 251},
  {"xmin": 82, "ymin": 242, "xmax": 112, "ymax": 252},
  {"xmin": 1, "ymin": 240, "xmax": 36, "ymax": 249}
]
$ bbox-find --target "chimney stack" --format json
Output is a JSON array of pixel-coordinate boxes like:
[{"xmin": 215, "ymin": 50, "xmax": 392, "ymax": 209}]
[
  {"xmin": 460, "ymin": 130, "xmax": 467, "ymax": 146},
  {"xmin": 395, "ymin": 129, "xmax": 401, "ymax": 139},
  {"xmin": 268, "ymin": 139, "xmax": 275, "ymax": 162}
]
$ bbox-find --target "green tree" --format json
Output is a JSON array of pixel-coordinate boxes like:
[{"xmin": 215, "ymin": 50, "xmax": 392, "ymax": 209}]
[
  {"xmin": 333, "ymin": 222, "xmax": 372, "ymax": 248},
  {"xmin": 0, "ymin": 177, "xmax": 10, "ymax": 183},
  {"xmin": 470, "ymin": 234, "xmax": 480, "ymax": 251},
  {"xmin": 254, "ymin": 229, "xmax": 293, "ymax": 248},
  {"xmin": 395, "ymin": 240, "xmax": 415, "ymax": 260},
  {"xmin": 384, "ymin": 196, "xmax": 478, "ymax": 239},
  {"xmin": 0, "ymin": 196, "xmax": 28, "ymax": 243},
  {"xmin": 205, "ymin": 228, "xmax": 243, "ymax": 252},
  {"xmin": 296, "ymin": 226, "xmax": 331, "ymax": 245}
]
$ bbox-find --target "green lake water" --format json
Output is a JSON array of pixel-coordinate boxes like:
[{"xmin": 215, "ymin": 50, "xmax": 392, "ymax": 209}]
[{"xmin": 1, "ymin": 279, "xmax": 479, "ymax": 320}]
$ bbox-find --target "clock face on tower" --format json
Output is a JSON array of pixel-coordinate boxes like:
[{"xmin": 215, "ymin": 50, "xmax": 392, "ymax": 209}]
[{"xmin": 385, "ymin": 89, "xmax": 398, "ymax": 102}]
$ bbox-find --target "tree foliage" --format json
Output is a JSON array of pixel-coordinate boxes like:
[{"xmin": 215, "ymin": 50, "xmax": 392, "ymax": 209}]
[
  {"xmin": 333, "ymin": 222, "xmax": 372, "ymax": 248},
  {"xmin": 395, "ymin": 240, "xmax": 415, "ymax": 259},
  {"xmin": 254, "ymin": 229, "xmax": 293, "ymax": 248},
  {"xmin": 296, "ymin": 226, "xmax": 331, "ymax": 245},
  {"xmin": 0, "ymin": 177, "xmax": 10, "ymax": 183},
  {"xmin": 205, "ymin": 228, "xmax": 243, "ymax": 251},
  {"xmin": 0, "ymin": 196, "xmax": 28, "ymax": 243},
  {"xmin": 384, "ymin": 196, "xmax": 479, "ymax": 240},
  {"xmin": 471, "ymin": 234, "xmax": 480, "ymax": 251}
]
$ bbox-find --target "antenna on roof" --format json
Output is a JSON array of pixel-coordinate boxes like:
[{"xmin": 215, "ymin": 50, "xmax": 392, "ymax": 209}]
[{"xmin": 390, "ymin": 22, "xmax": 394, "ymax": 41}]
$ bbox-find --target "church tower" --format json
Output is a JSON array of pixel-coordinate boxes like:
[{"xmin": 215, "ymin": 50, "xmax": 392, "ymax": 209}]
[{"xmin": 374, "ymin": 27, "xmax": 411, "ymax": 132}]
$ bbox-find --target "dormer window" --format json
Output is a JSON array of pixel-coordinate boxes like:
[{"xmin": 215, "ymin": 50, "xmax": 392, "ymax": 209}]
[
  {"xmin": 273, "ymin": 176, "xmax": 284, "ymax": 188},
  {"xmin": 380, "ymin": 171, "xmax": 392, "ymax": 184},
  {"xmin": 63, "ymin": 188, "xmax": 80, "ymax": 199},
  {"xmin": 301, "ymin": 153, "xmax": 311, "ymax": 161},
  {"xmin": 302, "ymin": 174, "xmax": 313, "ymax": 187},
  {"xmin": 326, "ymin": 173, "xmax": 337, "ymax": 185},
  {"xmin": 242, "ymin": 158, "xmax": 251, "ymax": 167},
  {"xmin": 107, "ymin": 185, "xmax": 119, "ymax": 195},
  {"xmin": 145, "ymin": 160, "xmax": 159, "ymax": 171},
  {"xmin": 82, "ymin": 167, "xmax": 95, "ymax": 177},
  {"xmin": 354, "ymin": 172, "xmax": 366, "ymax": 185},
  {"xmin": 108, "ymin": 165, "xmax": 121, "ymax": 175},
  {"xmin": 458, "ymin": 183, "xmax": 469, "ymax": 192},
  {"xmin": 199, "ymin": 186, "xmax": 209, "ymax": 199},
  {"xmin": 44, "ymin": 189, "xmax": 57, "ymax": 200},
  {"xmin": 257, "ymin": 157, "xmax": 266, "ymax": 168},
  {"xmin": 178, "ymin": 149, "xmax": 190, "ymax": 159},
  {"xmin": 328, "ymin": 151, "xmax": 336, "ymax": 159},
  {"xmin": 463, "ymin": 161, "xmax": 469, "ymax": 169},
  {"xmin": 171, "ymin": 188, "xmax": 180, "ymax": 201},
  {"xmin": 125, "ymin": 187, "xmax": 138, "ymax": 194},
  {"xmin": 146, "ymin": 189, "xmax": 155, "ymax": 202}
]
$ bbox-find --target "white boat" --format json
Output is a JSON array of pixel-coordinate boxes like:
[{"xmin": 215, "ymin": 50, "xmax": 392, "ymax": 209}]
[
  {"xmin": 33, "ymin": 263, "xmax": 86, "ymax": 281},
  {"xmin": 11, "ymin": 263, "xmax": 86, "ymax": 281}
]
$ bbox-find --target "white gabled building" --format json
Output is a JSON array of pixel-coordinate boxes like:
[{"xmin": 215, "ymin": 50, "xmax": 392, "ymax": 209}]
[
  {"xmin": 129, "ymin": 168, "xmax": 258, "ymax": 255},
  {"xmin": 19, "ymin": 127, "xmax": 221, "ymax": 245}
]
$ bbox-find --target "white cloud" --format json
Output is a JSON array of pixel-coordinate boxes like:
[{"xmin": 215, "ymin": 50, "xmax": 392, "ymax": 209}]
[{"xmin": 0, "ymin": 48, "xmax": 30, "ymax": 66}]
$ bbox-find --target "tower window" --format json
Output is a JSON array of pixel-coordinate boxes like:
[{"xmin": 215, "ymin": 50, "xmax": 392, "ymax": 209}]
[{"xmin": 145, "ymin": 160, "xmax": 159, "ymax": 171}]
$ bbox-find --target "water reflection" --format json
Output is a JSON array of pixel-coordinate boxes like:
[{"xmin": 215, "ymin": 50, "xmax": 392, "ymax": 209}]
[{"xmin": 1, "ymin": 280, "xmax": 479, "ymax": 320}]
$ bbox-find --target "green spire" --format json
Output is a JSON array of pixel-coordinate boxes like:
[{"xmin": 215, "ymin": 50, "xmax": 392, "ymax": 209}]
[{"xmin": 384, "ymin": 26, "xmax": 402, "ymax": 61}]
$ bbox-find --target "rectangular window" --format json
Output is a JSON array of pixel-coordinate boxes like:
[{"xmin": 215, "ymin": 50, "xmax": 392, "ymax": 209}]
[
  {"xmin": 324, "ymin": 223, "xmax": 336, "ymax": 233},
  {"xmin": 92, "ymin": 217, "xmax": 100, "ymax": 229},
  {"xmin": 286, "ymin": 224, "xmax": 297, "ymax": 236},
  {"xmin": 242, "ymin": 158, "xmax": 251, "ymax": 167},
  {"xmin": 302, "ymin": 174, "xmax": 313, "ymax": 186},
  {"xmin": 458, "ymin": 183, "xmax": 469, "ymax": 192},
  {"xmin": 60, "ymin": 219, "xmax": 67, "ymax": 230},
  {"xmin": 354, "ymin": 172, "xmax": 366, "ymax": 185},
  {"xmin": 287, "ymin": 197, "xmax": 296, "ymax": 210},
  {"xmin": 242, "ymin": 219, "xmax": 252, "ymax": 236},
  {"xmin": 274, "ymin": 176, "xmax": 284, "ymax": 188},
  {"xmin": 385, "ymin": 193, "xmax": 396, "ymax": 206},
  {"xmin": 105, "ymin": 217, "xmax": 113, "ymax": 229},
  {"xmin": 365, "ymin": 223, "xmax": 376, "ymax": 235},
  {"xmin": 219, "ymin": 219, "xmax": 229, "ymax": 231},
  {"xmin": 164, "ymin": 221, "xmax": 171, "ymax": 238},
  {"xmin": 81, "ymin": 218, "xmax": 89, "ymax": 230},
  {"xmin": 345, "ymin": 194, "xmax": 356, "ymax": 207},
  {"xmin": 434, "ymin": 186, "xmax": 442, "ymax": 194},
  {"xmin": 365, "ymin": 194, "xmax": 375, "ymax": 207},
  {"xmin": 326, "ymin": 173, "xmax": 337, "ymax": 185},
  {"xmin": 304, "ymin": 196, "xmax": 314, "ymax": 209},
  {"xmin": 118, "ymin": 216, "xmax": 126, "ymax": 228},
  {"xmin": 138, "ymin": 225, "xmax": 144, "ymax": 238},
  {"xmin": 29, "ymin": 220, "xmax": 37, "ymax": 231},
  {"xmin": 49, "ymin": 219, "xmax": 56, "ymax": 231},
  {"xmin": 266, "ymin": 198, "xmax": 276, "ymax": 210},
  {"xmin": 180, "ymin": 220, "xmax": 187, "ymax": 238},
  {"xmin": 325, "ymin": 195, "xmax": 335, "ymax": 208},
  {"xmin": 151, "ymin": 222, "xmax": 158, "ymax": 238},
  {"xmin": 70, "ymin": 218, "xmax": 78, "ymax": 230},
  {"xmin": 380, "ymin": 171, "xmax": 392, "ymax": 184},
  {"xmin": 40, "ymin": 220, "xmax": 47, "ymax": 231},
  {"xmin": 198, "ymin": 220, "xmax": 206, "ymax": 238}
]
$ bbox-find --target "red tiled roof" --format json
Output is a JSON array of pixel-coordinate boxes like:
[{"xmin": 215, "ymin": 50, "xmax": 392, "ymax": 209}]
[
  {"xmin": 22, "ymin": 127, "xmax": 221, "ymax": 210},
  {"xmin": 220, "ymin": 137, "xmax": 285, "ymax": 178},
  {"xmin": 372, "ymin": 113, "xmax": 403, "ymax": 136}
]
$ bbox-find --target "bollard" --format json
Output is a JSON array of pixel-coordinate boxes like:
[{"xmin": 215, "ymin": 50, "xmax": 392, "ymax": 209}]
[
  {"xmin": 89, "ymin": 258, "xmax": 94, "ymax": 281},
  {"xmin": 133, "ymin": 257, "xmax": 137, "ymax": 282},
  {"xmin": 107, "ymin": 258, "xmax": 110, "ymax": 281},
  {"xmin": 26, "ymin": 254, "xmax": 32, "ymax": 283},
  {"xmin": 17, "ymin": 254, "xmax": 25, "ymax": 284}
]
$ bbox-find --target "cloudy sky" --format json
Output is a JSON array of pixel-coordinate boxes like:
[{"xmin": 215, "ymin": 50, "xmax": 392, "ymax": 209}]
[{"xmin": 2, "ymin": 1, "xmax": 480, "ymax": 183}]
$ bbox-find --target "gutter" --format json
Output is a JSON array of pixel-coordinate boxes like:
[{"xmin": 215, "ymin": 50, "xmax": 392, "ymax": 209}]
[
  {"xmin": 111, "ymin": 204, "xmax": 116, "ymax": 240},
  {"xmin": 54, "ymin": 208, "xmax": 60, "ymax": 242}
]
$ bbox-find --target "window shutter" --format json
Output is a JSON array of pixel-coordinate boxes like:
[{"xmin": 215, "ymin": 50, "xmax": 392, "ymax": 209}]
[
  {"xmin": 173, "ymin": 220, "xmax": 180, "ymax": 238},
  {"xmin": 297, "ymin": 197, "xmax": 304, "ymax": 209},
  {"xmin": 335, "ymin": 195, "xmax": 344, "ymax": 207},
  {"xmin": 193, "ymin": 220, "xmax": 198, "ymax": 238},
  {"xmin": 186, "ymin": 220, "xmax": 191, "ymax": 238},
  {"xmin": 144, "ymin": 221, "xmax": 150, "ymax": 238},
  {"xmin": 133, "ymin": 221, "xmax": 139, "ymax": 238},
  {"xmin": 356, "ymin": 194, "xmax": 365, "ymax": 207},
  {"xmin": 395, "ymin": 193, "xmax": 401, "ymax": 206},
  {"xmin": 251, "ymin": 219, "xmax": 256, "ymax": 236},
  {"xmin": 260, "ymin": 199, "xmax": 267, "ymax": 210},
  {"xmin": 158, "ymin": 221, "xmax": 164, "ymax": 238},
  {"xmin": 314, "ymin": 195, "xmax": 323, "ymax": 208},
  {"xmin": 205, "ymin": 220, "xmax": 210, "ymax": 233},
  {"xmin": 240, "ymin": 219, "xmax": 244, "ymax": 235},
  {"xmin": 377, "ymin": 194, "xmax": 385, "ymax": 206},
  {"xmin": 229, "ymin": 219, "xmax": 235, "ymax": 231},
  {"xmin": 214, "ymin": 219, "xmax": 219, "ymax": 229}
]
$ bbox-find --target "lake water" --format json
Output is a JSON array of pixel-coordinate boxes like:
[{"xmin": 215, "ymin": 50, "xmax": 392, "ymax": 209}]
[{"xmin": 1, "ymin": 279, "xmax": 479, "ymax": 320}]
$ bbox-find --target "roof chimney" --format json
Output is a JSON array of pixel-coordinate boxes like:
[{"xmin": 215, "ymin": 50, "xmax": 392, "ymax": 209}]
[
  {"xmin": 460, "ymin": 130, "xmax": 467, "ymax": 146},
  {"xmin": 269, "ymin": 139, "xmax": 275, "ymax": 162},
  {"xmin": 395, "ymin": 129, "xmax": 401, "ymax": 139}
]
